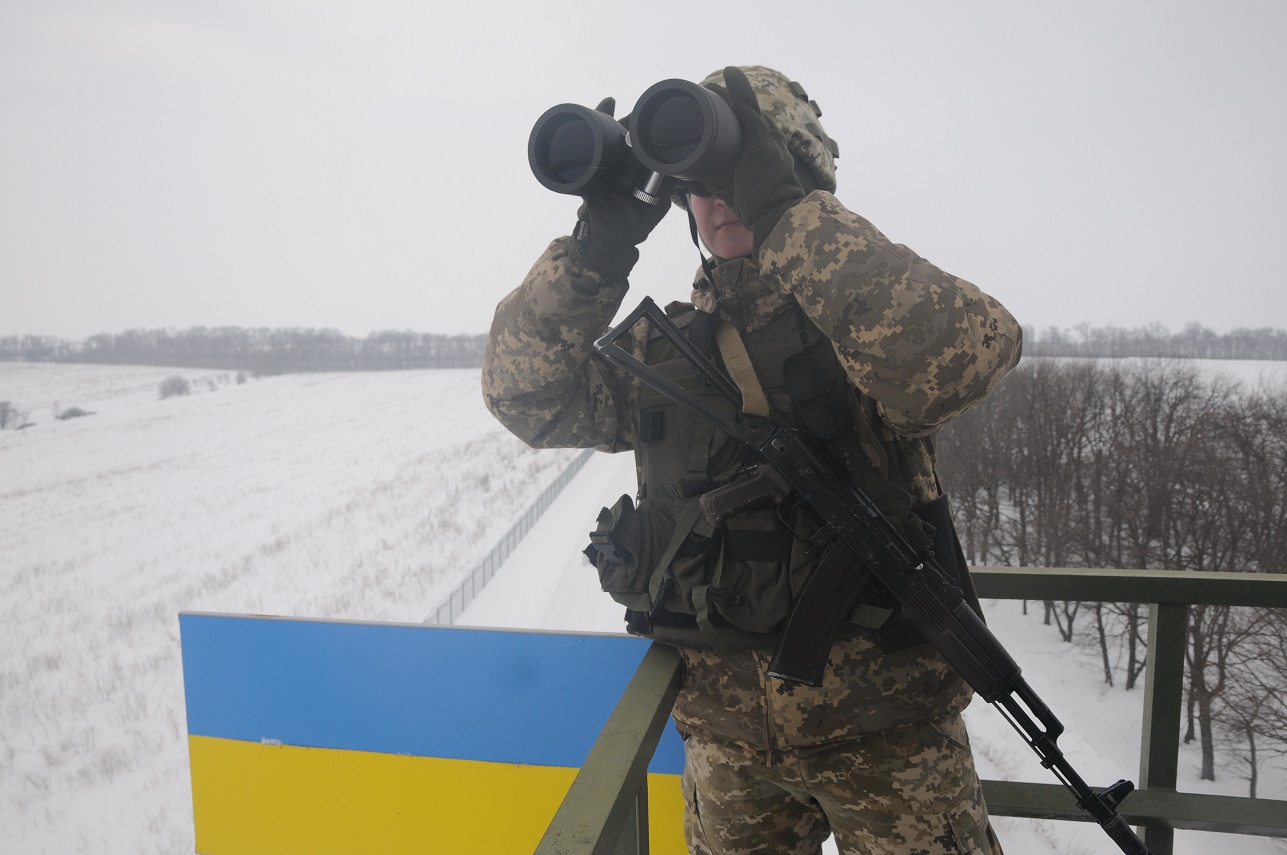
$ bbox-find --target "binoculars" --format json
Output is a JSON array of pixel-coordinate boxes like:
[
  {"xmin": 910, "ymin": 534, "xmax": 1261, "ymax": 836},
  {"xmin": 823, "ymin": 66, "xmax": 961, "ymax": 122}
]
[{"xmin": 527, "ymin": 78, "xmax": 743, "ymax": 205}]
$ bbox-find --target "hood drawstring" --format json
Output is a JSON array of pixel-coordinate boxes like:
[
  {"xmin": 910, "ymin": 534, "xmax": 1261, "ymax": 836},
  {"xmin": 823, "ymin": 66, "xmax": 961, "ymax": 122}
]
[{"xmin": 686, "ymin": 203, "xmax": 719, "ymax": 296}]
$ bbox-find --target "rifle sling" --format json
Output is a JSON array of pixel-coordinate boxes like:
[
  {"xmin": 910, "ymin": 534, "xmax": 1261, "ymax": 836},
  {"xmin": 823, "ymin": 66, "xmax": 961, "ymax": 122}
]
[{"xmin": 713, "ymin": 319, "xmax": 771, "ymax": 419}]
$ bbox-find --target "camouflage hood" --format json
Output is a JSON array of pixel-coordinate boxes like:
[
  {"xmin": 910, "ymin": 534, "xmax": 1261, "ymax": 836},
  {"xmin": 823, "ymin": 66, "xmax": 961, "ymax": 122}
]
[
  {"xmin": 700, "ymin": 65, "xmax": 840, "ymax": 194},
  {"xmin": 689, "ymin": 255, "xmax": 795, "ymax": 335}
]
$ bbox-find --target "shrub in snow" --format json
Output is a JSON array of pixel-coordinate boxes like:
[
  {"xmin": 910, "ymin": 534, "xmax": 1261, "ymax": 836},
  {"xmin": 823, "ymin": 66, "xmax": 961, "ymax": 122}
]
[
  {"xmin": 0, "ymin": 400, "xmax": 25, "ymax": 429},
  {"xmin": 158, "ymin": 376, "xmax": 192, "ymax": 400}
]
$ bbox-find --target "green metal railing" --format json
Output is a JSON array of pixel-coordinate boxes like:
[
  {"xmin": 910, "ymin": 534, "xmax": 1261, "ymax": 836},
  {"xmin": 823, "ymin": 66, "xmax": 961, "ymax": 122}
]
[{"xmin": 534, "ymin": 567, "xmax": 1287, "ymax": 855}]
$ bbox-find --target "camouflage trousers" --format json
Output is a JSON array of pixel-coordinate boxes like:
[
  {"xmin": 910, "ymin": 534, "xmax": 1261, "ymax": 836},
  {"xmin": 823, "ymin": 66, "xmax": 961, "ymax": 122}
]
[{"xmin": 680, "ymin": 712, "xmax": 1003, "ymax": 855}]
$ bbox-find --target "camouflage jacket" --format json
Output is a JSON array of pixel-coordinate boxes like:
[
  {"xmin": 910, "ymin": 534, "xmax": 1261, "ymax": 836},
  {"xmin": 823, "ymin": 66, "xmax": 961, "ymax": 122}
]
[{"xmin": 483, "ymin": 190, "xmax": 1022, "ymax": 754}]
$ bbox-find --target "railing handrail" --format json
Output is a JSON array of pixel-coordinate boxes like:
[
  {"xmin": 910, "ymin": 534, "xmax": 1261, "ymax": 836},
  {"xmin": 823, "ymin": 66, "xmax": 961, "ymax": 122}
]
[
  {"xmin": 537, "ymin": 567, "xmax": 1287, "ymax": 855},
  {"xmin": 971, "ymin": 565, "xmax": 1287, "ymax": 607},
  {"xmin": 534, "ymin": 643, "xmax": 683, "ymax": 855}
]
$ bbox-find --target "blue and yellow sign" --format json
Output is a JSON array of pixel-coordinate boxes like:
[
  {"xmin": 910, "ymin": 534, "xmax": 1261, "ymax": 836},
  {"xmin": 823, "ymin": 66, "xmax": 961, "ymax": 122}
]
[{"xmin": 180, "ymin": 613, "xmax": 686, "ymax": 854}]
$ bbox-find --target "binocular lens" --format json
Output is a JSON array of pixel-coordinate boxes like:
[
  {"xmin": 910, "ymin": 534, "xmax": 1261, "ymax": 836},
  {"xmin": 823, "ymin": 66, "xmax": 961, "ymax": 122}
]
[
  {"xmin": 542, "ymin": 117, "xmax": 596, "ymax": 183},
  {"xmin": 635, "ymin": 92, "xmax": 704, "ymax": 166},
  {"xmin": 527, "ymin": 78, "xmax": 742, "ymax": 197},
  {"xmin": 629, "ymin": 79, "xmax": 741, "ymax": 181},
  {"xmin": 528, "ymin": 104, "xmax": 632, "ymax": 196}
]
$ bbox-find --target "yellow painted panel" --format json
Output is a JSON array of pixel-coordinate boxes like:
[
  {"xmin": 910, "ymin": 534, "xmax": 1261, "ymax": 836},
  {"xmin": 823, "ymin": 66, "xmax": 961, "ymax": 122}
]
[
  {"xmin": 190, "ymin": 735, "xmax": 575, "ymax": 854},
  {"xmin": 189, "ymin": 736, "xmax": 688, "ymax": 855},
  {"xmin": 647, "ymin": 771, "xmax": 688, "ymax": 855}
]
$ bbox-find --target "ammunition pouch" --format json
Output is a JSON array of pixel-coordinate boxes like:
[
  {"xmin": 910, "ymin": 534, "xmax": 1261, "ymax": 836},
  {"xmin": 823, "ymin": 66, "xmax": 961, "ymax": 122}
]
[
  {"xmin": 584, "ymin": 494, "xmax": 654, "ymax": 612},
  {"xmin": 584, "ymin": 492, "xmax": 801, "ymax": 648},
  {"xmin": 584, "ymin": 490, "xmax": 979, "ymax": 661}
]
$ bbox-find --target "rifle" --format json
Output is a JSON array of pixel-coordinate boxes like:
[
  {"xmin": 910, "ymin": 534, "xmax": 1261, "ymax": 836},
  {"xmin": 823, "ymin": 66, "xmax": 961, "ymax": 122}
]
[{"xmin": 594, "ymin": 297, "xmax": 1152, "ymax": 855}]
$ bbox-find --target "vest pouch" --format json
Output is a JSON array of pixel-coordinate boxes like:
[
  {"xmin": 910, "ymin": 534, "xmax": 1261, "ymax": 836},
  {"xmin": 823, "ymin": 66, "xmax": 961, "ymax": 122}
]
[
  {"xmin": 649, "ymin": 499, "xmax": 722, "ymax": 620},
  {"xmin": 583, "ymin": 494, "xmax": 655, "ymax": 612},
  {"xmin": 657, "ymin": 552, "xmax": 710, "ymax": 616},
  {"xmin": 697, "ymin": 511, "xmax": 795, "ymax": 635}
]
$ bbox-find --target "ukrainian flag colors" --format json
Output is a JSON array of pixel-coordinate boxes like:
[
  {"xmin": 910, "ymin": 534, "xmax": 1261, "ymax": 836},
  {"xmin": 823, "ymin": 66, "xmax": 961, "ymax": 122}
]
[{"xmin": 180, "ymin": 613, "xmax": 686, "ymax": 854}]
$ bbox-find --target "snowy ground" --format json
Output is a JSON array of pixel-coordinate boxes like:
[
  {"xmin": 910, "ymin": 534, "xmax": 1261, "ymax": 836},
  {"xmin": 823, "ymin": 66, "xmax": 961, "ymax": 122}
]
[
  {"xmin": 1033, "ymin": 358, "xmax": 1287, "ymax": 392},
  {"xmin": 2, "ymin": 362, "xmax": 1284, "ymax": 854},
  {"xmin": 1, "ymin": 364, "xmax": 577, "ymax": 854}
]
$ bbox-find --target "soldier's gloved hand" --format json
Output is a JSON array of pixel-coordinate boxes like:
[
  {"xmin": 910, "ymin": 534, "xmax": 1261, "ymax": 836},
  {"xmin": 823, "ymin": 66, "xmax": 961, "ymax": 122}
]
[
  {"xmin": 567, "ymin": 97, "xmax": 670, "ymax": 282},
  {"xmin": 704, "ymin": 67, "xmax": 806, "ymax": 256}
]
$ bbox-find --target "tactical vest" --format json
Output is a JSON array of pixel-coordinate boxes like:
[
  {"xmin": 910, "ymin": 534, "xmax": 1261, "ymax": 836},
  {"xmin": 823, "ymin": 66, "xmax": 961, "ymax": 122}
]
[{"xmin": 585, "ymin": 300, "xmax": 970, "ymax": 653}]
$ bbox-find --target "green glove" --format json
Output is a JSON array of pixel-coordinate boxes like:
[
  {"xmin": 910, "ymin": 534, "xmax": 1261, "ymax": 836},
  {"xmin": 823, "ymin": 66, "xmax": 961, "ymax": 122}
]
[
  {"xmin": 705, "ymin": 67, "xmax": 806, "ymax": 255},
  {"xmin": 567, "ymin": 97, "xmax": 670, "ymax": 281}
]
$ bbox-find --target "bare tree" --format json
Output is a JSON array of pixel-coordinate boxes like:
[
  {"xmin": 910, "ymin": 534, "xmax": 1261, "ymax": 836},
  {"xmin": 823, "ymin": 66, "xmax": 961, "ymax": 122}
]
[
  {"xmin": 937, "ymin": 356, "xmax": 1287, "ymax": 777},
  {"xmin": 1217, "ymin": 611, "xmax": 1287, "ymax": 797},
  {"xmin": 937, "ymin": 375, "xmax": 1017, "ymax": 566}
]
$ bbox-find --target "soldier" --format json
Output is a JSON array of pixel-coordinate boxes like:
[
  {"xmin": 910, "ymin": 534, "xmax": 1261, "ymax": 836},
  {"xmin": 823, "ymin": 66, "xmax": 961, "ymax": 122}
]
[{"xmin": 484, "ymin": 65, "xmax": 1020, "ymax": 854}]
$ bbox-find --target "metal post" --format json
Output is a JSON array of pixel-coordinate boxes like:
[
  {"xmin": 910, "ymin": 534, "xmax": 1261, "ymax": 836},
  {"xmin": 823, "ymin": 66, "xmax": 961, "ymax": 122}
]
[
  {"xmin": 611, "ymin": 786, "xmax": 649, "ymax": 855},
  {"xmin": 1138, "ymin": 602, "xmax": 1189, "ymax": 855},
  {"xmin": 535, "ymin": 643, "xmax": 682, "ymax": 855}
]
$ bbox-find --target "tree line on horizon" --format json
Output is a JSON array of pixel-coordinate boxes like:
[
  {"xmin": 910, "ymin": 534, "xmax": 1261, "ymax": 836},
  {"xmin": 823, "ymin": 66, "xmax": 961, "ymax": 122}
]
[
  {"xmin": 1026, "ymin": 322, "xmax": 1287, "ymax": 360},
  {"xmin": 0, "ymin": 327, "xmax": 487, "ymax": 372},
  {"xmin": 2, "ymin": 321, "xmax": 1286, "ymax": 372},
  {"xmin": 937, "ymin": 358, "xmax": 1287, "ymax": 796}
]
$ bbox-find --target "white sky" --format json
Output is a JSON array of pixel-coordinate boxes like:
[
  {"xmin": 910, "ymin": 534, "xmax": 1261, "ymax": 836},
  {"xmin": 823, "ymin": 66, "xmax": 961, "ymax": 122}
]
[{"xmin": 2, "ymin": 0, "xmax": 1285, "ymax": 339}]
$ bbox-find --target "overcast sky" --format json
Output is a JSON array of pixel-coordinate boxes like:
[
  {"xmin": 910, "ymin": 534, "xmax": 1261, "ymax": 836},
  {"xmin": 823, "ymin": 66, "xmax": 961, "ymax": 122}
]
[{"xmin": 2, "ymin": 0, "xmax": 1285, "ymax": 340}]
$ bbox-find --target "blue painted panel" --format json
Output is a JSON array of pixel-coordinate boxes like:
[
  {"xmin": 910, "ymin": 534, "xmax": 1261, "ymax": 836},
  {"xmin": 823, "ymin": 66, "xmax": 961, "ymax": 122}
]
[{"xmin": 179, "ymin": 613, "xmax": 686, "ymax": 774}]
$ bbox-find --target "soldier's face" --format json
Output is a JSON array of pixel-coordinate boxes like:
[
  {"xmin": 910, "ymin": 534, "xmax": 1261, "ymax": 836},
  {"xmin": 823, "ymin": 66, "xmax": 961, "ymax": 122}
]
[{"xmin": 688, "ymin": 193, "xmax": 754, "ymax": 260}]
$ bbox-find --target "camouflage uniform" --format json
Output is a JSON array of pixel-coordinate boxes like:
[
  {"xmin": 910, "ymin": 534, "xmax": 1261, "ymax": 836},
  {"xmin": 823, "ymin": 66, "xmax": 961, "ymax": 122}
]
[
  {"xmin": 484, "ymin": 67, "xmax": 1020, "ymax": 855},
  {"xmin": 683, "ymin": 710, "xmax": 1002, "ymax": 855}
]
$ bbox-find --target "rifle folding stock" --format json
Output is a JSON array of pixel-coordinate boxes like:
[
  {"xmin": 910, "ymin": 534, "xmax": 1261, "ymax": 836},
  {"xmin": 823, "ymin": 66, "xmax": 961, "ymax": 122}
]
[{"xmin": 594, "ymin": 297, "xmax": 1153, "ymax": 855}]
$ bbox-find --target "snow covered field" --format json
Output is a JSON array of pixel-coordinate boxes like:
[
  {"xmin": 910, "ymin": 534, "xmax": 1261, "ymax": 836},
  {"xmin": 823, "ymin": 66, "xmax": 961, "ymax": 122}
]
[
  {"xmin": 1, "ymin": 363, "xmax": 577, "ymax": 853},
  {"xmin": 2, "ymin": 362, "xmax": 1283, "ymax": 854}
]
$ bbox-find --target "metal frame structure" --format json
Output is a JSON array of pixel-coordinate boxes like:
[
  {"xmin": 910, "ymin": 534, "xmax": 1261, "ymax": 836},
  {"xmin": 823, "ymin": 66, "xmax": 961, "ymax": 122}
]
[{"xmin": 535, "ymin": 567, "xmax": 1287, "ymax": 855}]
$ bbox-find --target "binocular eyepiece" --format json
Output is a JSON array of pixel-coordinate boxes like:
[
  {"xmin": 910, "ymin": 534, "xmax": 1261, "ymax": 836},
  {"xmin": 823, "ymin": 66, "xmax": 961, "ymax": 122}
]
[{"xmin": 527, "ymin": 79, "xmax": 743, "ymax": 205}]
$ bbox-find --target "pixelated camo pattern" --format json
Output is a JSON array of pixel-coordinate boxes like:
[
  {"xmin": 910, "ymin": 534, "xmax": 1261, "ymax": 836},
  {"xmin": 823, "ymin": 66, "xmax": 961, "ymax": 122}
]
[
  {"xmin": 682, "ymin": 712, "xmax": 1003, "ymax": 854},
  {"xmin": 671, "ymin": 631, "xmax": 973, "ymax": 753},
  {"xmin": 758, "ymin": 191, "xmax": 1022, "ymax": 438},
  {"xmin": 482, "ymin": 239, "xmax": 635, "ymax": 452},
  {"xmin": 700, "ymin": 65, "xmax": 839, "ymax": 194}
]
